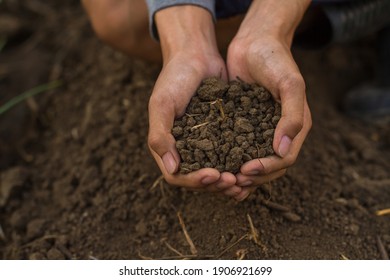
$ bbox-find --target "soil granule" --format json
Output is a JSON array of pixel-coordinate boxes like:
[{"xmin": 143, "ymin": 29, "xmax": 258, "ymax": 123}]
[{"xmin": 173, "ymin": 77, "xmax": 280, "ymax": 174}]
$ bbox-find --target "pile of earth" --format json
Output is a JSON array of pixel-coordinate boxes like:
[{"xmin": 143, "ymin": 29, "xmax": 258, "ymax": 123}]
[{"xmin": 173, "ymin": 77, "xmax": 281, "ymax": 174}]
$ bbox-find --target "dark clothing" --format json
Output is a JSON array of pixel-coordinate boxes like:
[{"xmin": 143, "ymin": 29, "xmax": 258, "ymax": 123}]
[{"xmin": 145, "ymin": 0, "xmax": 367, "ymax": 40}]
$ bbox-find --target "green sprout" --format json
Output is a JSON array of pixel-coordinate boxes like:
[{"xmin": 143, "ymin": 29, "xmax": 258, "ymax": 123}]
[{"xmin": 0, "ymin": 80, "xmax": 62, "ymax": 115}]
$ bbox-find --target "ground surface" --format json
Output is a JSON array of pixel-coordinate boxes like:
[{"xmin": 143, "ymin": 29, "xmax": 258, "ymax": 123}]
[{"xmin": 0, "ymin": 1, "xmax": 389, "ymax": 260}]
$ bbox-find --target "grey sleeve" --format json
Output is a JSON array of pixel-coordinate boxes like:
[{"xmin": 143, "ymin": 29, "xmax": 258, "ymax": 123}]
[{"xmin": 145, "ymin": 0, "xmax": 216, "ymax": 40}]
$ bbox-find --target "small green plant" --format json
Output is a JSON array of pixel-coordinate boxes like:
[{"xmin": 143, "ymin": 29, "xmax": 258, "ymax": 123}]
[{"xmin": 0, "ymin": 80, "xmax": 62, "ymax": 115}]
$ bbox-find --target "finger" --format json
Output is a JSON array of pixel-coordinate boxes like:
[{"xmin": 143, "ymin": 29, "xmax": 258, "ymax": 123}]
[
  {"xmin": 148, "ymin": 62, "xmax": 206, "ymax": 175},
  {"xmin": 234, "ymin": 186, "xmax": 256, "ymax": 201},
  {"xmin": 223, "ymin": 186, "xmax": 243, "ymax": 197},
  {"xmin": 241, "ymin": 102, "xmax": 311, "ymax": 176},
  {"xmin": 155, "ymin": 164, "xmax": 221, "ymax": 192},
  {"xmin": 202, "ymin": 172, "xmax": 237, "ymax": 193},
  {"xmin": 215, "ymin": 172, "xmax": 237, "ymax": 190},
  {"xmin": 273, "ymin": 73, "xmax": 305, "ymax": 158},
  {"xmin": 236, "ymin": 169, "xmax": 287, "ymax": 187},
  {"xmin": 148, "ymin": 89, "xmax": 181, "ymax": 174}
]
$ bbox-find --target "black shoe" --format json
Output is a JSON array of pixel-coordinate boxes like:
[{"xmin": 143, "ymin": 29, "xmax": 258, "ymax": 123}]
[{"xmin": 343, "ymin": 84, "xmax": 390, "ymax": 123}]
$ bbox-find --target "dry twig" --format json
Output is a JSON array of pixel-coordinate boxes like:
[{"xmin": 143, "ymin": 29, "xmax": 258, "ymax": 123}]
[
  {"xmin": 138, "ymin": 252, "xmax": 155, "ymax": 260},
  {"xmin": 80, "ymin": 102, "xmax": 93, "ymax": 136},
  {"xmin": 216, "ymin": 234, "xmax": 248, "ymax": 258},
  {"xmin": 165, "ymin": 241, "xmax": 185, "ymax": 258},
  {"xmin": 143, "ymin": 232, "xmax": 249, "ymax": 260},
  {"xmin": 57, "ymin": 244, "xmax": 73, "ymax": 260},
  {"xmin": 0, "ymin": 223, "xmax": 5, "ymax": 241},
  {"xmin": 236, "ymin": 249, "xmax": 248, "ymax": 260},
  {"xmin": 156, "ymin": 254, "xmax": 216, "ymax": 260},
  {"xmin": 177, "ymin": 212, "xmax": 198, "ymax": 255},
  {"xmin": 186, "ymin": 113, "xmax": 202, "ymax": 117},
  {"xmin": 261, "ymin": 199, "xmax": 290, "ymax": 212},
  {"xmin": 376, "ymin": 208, "xmax": 390, "ymax": 216},
  {"xmin": 21, "ymin": 234, "xmax": 59, "ymax": 248},
  {"xmin": 376, "ymin": 236, "xmax": 389, "ymax": 260},
  {"xmin": 247, "ymin": 214, "xmax": 267, "ymax": 251},
  {"xmin": 211, "ymin": 99, "xmax": 225, "ymax": 119},
  {"xmin": 151, "ymin": 175, "xmax": 164, "ymax": 191},
  {"xmin": 190, "ymin": 122, "xmax": 210, "ymax": 131},
  {"xmin": 281, "ymin": 212, "xmax": 302, "ymax": 222}
]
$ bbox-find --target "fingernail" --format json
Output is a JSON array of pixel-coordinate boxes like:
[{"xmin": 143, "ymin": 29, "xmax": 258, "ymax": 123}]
[
  {"xmin": 236, "ymin": 191, "xmax": 250, "ymax": 202},
  {"xmin": 201, "ymin": 176, "xmax": 216, "ymax": 185},
  {"xmin": 240, "ymin": 180, "xmax": 253, "ymax": 187},
  {"xmin": 162, "ymin": 152, "xmax": 177, "ymax": 174},
  {"xmin": 278, "ymin": 135, "xmax": 292, "ymax": 158},
  {"xmin": 248, "ymin": 170, "xmax": 260, "ymax": 176}
]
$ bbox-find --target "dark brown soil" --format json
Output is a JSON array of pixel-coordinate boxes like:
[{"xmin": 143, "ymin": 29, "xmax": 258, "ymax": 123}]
[
  {"xmin": 1, "ymin": 1, "xmax": 389, "ymax": 260},
  {"xmin": 173, "ymin": 77, "xmax": 280, "ymax": 174}
]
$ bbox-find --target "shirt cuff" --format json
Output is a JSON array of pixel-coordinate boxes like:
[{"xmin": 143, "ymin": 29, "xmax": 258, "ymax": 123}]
[{"xmin": 145, "ymin": 0, "xmax": 216, "ymax": 41}]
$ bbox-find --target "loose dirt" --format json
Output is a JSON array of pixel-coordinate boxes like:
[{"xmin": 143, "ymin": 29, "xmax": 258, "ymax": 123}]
[
  {"xmin": 173, "ymin": 77, "xmax": 280, "ymax": 174},
  {"xmin": 0, "ymin": 1, "xmax": 389, "ymax": 260}
]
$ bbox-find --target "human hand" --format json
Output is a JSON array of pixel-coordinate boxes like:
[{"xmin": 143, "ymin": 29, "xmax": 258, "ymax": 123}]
[
  {"xmin": 226, "ymin": 0, "xmax": 312, "ymax": 200},
  {"xmin": 148, "ymin": 6, "xmax": 242, "ymax": 197}
]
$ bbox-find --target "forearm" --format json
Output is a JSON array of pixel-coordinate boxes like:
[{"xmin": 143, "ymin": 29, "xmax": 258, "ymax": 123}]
[
  {"xmin": 236, "ymin": 0, "xmax": 311, "ymax": 44},
  {"xmin": 155, "ymin": 5, "xmax": 218, "ymax": 61}
]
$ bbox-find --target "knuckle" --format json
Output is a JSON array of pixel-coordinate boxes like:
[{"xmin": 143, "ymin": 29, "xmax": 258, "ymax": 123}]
[
  {"xmin": 262, "ymin": 164, "xmax": 273, "ymax": 175},
  {"xmin": 147, "ymin": 132, "xmax": 160, "ymax": 151},
  {"xmin": 164, "ymin": 176, "xmax": 176, "ymax": 187},
  {"xmin": 290, "ymin": 118, "xmax": 304, "ymax": 134},
  {"xmin": 306, "ymin": 109, "xmax": 313, "ymax": 130},
  {"xmin": 278, "ymin": 73, "xmax": 306, "ymax": 94},
  {"xmin": 228, "ymin": 39, "xmax": 246, "ymax": 61},
  {"xmin": 284, "ymin": 155, "xmax": 297, "ymax": 167}
]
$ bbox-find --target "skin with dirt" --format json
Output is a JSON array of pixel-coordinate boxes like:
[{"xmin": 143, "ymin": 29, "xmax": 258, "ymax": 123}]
[
  {"xmin": 173, "ymin": 77, "xmax": 280, "ymax": 174},
  {"xmin": 0, "ymin": 1, "xmax": 389, "ymax": 260}
]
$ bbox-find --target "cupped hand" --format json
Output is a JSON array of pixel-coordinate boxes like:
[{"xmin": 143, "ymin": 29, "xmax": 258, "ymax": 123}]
[
  {"xmin": 226, "ymin": 34, "xmax": 312, "ymax": 200},
  {"xmin": 148, "ymin": 51, "xmax": 243, "ymax": 196}
]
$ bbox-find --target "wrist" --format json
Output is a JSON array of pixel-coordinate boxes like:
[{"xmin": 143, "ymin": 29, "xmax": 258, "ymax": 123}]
[
  {"xmin": 155, "ymin": 5, "xmax": 218, "ymax": 62},
  {"xmin": 235, "ymin": 0, "xmax": 311, "ymax": 44}
]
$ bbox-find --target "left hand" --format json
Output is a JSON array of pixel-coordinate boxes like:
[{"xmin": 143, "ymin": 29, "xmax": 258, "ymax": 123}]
[{"xmin": 226, "ymin": 0, "xmax": 312, "ymax": 201}]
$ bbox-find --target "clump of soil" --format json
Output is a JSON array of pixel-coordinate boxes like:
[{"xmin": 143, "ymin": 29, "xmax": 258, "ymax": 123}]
[{"xmin": 172, "ymin": 77, "xmax": 281, "ymax": 174}]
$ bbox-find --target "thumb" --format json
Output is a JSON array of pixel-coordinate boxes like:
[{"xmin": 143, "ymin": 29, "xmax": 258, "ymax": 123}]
[
  {"xmin": 273, "ymin": 75, "xmax": 305, "ymax": 158},
  {"xmin": 148, "ymin": 95, "xmax": 180, "ymax": 175}
]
